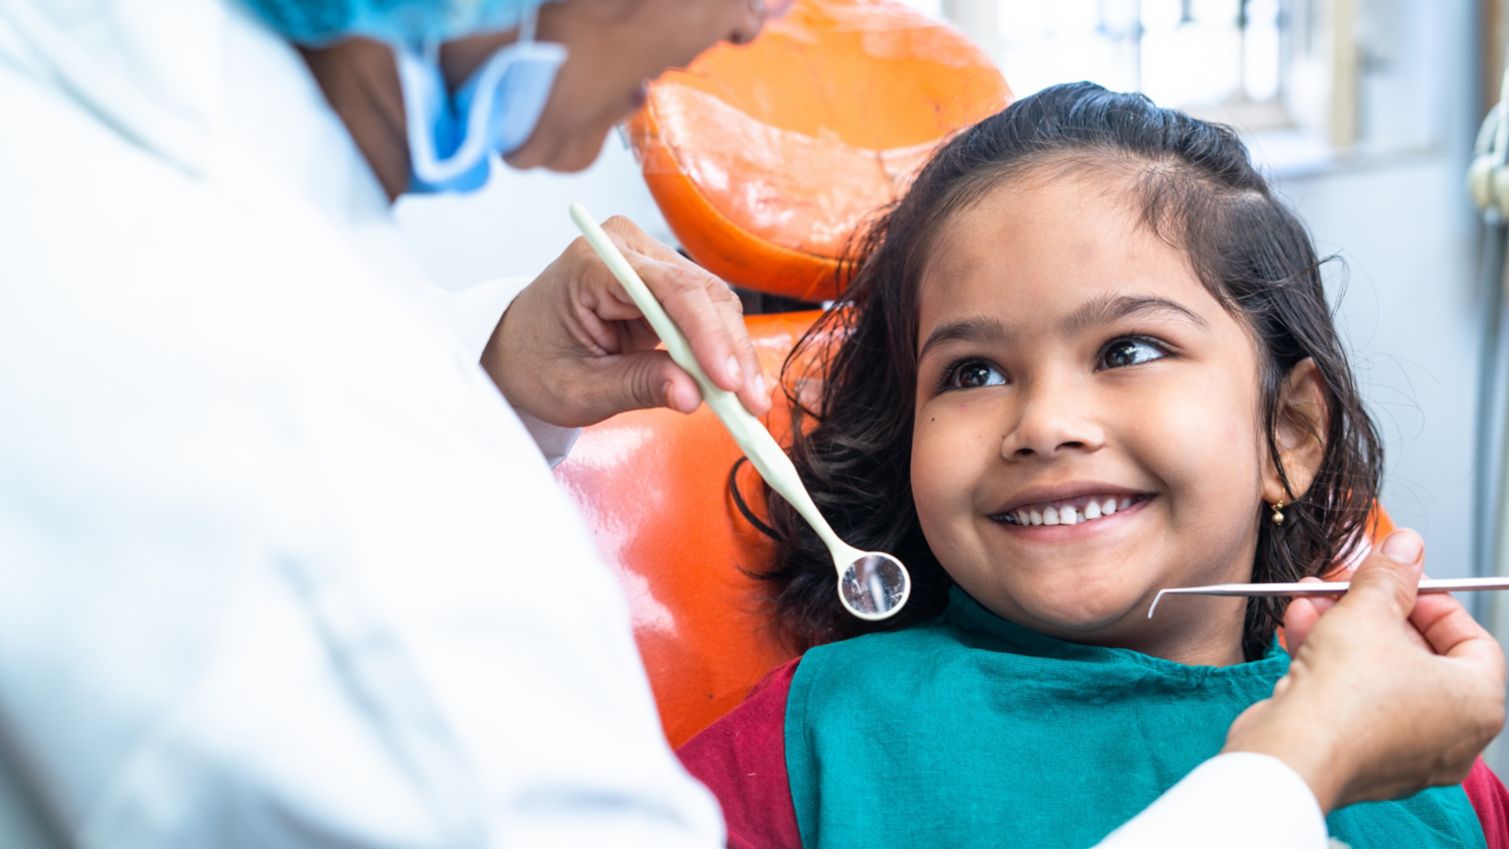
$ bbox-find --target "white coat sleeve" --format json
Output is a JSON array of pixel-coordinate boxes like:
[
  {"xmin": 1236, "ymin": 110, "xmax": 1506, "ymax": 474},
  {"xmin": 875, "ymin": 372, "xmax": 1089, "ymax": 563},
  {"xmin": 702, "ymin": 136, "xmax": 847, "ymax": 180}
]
[
  {"xmin": 1094, "ymin": 753, "xmax": 1330, "ymax": 848},
  {"xmin": 0, "ymin": 272, "xmax": 727, "ymax": 849},
  {"xmin": 443, "ymin": 275, "xmax": 580, "ymax": 466}
]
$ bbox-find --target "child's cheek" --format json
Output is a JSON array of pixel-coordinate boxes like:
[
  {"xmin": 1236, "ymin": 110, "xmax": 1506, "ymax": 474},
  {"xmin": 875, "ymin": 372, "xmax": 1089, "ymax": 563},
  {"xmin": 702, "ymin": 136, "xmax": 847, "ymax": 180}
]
[
  {"xmin": 910, "ymin": 413, "xmax": 976, "ymax": 512},
  {"xmin": 1148, "ymin": 374, "xmax": 1264, "ymax": 492}
]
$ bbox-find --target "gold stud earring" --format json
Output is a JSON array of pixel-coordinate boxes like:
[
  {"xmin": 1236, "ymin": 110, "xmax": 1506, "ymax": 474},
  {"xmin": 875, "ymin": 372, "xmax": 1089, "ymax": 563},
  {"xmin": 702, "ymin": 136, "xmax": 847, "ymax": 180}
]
[{"xmin": 1270, "ymin": 500, "xmax": 1286, "ymax": 526}]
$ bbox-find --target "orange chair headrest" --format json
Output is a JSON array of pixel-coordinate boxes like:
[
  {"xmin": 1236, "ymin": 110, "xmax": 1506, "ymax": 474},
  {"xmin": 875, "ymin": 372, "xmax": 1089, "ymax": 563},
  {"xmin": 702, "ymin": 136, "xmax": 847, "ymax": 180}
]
[{"xmin": 626, "ymin": 0, "xmax": 1012, "ymax": 302}]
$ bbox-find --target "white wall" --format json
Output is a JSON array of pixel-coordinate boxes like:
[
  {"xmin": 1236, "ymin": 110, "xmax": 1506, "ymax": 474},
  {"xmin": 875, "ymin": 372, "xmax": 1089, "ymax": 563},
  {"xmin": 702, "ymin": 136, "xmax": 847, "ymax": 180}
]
[
  {"xmin": 1263, "ymin": 0, "xmax": 1481, "ymax": 586},
  {"xmin": 1278, "ymin": 160, "xmax": 1480, "ymax": 578},
  {"xmin": 394, "ymin": 135, "xmax": 672, "ymax": 289}
]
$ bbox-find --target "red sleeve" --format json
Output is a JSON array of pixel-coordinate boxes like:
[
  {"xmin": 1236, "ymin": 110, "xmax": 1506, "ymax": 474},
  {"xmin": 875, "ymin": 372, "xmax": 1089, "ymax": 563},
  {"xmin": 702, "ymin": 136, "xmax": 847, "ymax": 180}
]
[
  {"xmin": 677, "ymin": 658, "xmax": 802, "ymax": 849},
  {"xmin": 1466, "ymin": 757, "xmax": 1509, "ymax": 849}
]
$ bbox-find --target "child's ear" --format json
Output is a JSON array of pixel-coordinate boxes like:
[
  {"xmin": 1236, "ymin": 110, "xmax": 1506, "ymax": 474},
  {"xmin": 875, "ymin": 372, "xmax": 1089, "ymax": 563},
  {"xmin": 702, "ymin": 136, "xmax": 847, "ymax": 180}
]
[{"xmin": 1262, "ymin": 358, "xmax": 1329, "ymax": 503}]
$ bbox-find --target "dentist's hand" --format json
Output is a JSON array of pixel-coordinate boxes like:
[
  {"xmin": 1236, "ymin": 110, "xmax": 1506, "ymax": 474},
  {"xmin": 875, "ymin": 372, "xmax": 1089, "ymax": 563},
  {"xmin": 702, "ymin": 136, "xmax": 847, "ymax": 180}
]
[
  {"xmin": 1224, "ymin": 529, "xmax": 1506, "ymax": 813},
  {"xmin": 483, "ymin": 215, "xmax": 771, "ymax": 428}
]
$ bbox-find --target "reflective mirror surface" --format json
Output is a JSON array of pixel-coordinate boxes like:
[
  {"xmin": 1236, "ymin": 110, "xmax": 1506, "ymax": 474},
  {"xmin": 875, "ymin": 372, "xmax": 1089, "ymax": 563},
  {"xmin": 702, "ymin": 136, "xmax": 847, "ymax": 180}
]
[{"xmin": 838, "ymin": 552, "xmax": 911, "ymax": 620}]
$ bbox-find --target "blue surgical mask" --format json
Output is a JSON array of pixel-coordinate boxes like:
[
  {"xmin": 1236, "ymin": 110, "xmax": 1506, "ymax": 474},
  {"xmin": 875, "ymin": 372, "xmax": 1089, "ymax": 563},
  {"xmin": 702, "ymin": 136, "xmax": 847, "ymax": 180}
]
[
  {"xmin": 241, "ymin": 0, "xmax": 566, "ymax": 195},
  {"xmin": 240, "ymin": 0, "xmax": 560, "ymax": 46},
  {"xmin": 393, "ymin": 9, "xmax": 567, "ymax": 194}
]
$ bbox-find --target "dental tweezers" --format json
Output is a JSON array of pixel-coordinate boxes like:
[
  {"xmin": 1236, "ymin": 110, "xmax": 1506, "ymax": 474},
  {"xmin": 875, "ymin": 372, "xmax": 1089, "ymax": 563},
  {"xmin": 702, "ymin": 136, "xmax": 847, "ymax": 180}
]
[{"xmin": 1147, "ymin": 577, "xmax": 1509, "ymax": 618}]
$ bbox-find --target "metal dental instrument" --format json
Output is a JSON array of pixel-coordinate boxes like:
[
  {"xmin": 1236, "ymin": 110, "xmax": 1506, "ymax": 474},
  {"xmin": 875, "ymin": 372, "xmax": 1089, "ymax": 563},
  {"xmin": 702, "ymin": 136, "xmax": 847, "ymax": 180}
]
[
  {"xmin": 569, "ymin": 203, "xmax": 912, "ymax": 621},
  {"xmin": 1147, "ymin": 576, "xmax": 1509, "ymax": 619}
]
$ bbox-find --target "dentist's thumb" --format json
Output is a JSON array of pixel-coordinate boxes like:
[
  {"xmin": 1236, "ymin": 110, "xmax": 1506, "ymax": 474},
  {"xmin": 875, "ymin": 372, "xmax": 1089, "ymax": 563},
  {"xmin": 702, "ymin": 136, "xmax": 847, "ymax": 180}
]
[
  {"xmin": 1347, "ymin": 528, "xmax": 1426, "ymax": 620},
  {"xmin": 1283, "ymin": 528, "xmax": 1424, "ymax": 652}
]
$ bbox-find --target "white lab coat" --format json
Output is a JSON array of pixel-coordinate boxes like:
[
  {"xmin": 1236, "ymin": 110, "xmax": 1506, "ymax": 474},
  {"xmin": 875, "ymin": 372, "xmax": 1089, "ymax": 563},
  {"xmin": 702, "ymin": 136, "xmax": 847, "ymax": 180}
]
[{"xmin": 0, "ymin": 0, "xmax": 1328, "ymax": 846}]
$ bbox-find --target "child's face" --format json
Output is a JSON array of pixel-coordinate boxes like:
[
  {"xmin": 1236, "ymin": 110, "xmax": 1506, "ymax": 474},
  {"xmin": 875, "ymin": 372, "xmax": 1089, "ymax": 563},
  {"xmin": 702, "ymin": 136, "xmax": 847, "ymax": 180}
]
[{"xmin": 909, "ymin": 171, "xmax": 1266, "ymax": 664}]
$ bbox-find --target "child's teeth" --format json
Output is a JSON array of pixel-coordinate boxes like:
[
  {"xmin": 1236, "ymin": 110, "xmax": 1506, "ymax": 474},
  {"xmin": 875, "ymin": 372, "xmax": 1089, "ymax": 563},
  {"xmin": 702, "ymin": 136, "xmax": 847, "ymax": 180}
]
[{"xmin": 1004, "ymin": 494, "xmax": 1146, "ymax": 528}]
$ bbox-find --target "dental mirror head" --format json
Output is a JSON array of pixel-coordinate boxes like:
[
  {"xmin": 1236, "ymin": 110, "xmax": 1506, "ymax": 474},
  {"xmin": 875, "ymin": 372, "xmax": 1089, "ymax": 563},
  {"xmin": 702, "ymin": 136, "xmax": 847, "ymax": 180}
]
[{"xmin": 837, "ymin": 550, "xmax": 911, "ymax": 621}]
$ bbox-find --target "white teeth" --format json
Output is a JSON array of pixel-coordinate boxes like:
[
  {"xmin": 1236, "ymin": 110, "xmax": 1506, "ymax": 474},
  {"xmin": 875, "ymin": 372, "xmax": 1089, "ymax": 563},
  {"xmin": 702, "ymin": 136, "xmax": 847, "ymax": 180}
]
[{"xmin": 1002, "ymin": 494, "xmax": 1145, "ymax": 528}]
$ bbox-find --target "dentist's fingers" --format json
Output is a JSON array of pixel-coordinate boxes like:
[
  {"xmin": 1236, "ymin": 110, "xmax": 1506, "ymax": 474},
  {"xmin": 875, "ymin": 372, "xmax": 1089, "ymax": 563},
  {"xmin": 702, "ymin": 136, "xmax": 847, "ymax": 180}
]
[
  {"xmin": 1286, "ymin": 531, "xmax": 1431, "ymax": 653},
  {"xmin": 485, "ymin": 214, "xmax": 771, "ymax": 426},
  {"xmin": 1341, "ymin": 529, "xmax": 1424, "ymax": 616},
  {"xmin": 600, "ymin": 217, "xmax": 769, "ymax": 416},
  {"xmin": 1411, "ymin": 590, "xmax": 1506, "ymax": 668},
  {"xmin": 1280, "ymin": 578, "xmax": 1330, "ymax": 653},
  {"xmin": 603, "ymin": 348, "xmax": 704, "ymax": 415}
]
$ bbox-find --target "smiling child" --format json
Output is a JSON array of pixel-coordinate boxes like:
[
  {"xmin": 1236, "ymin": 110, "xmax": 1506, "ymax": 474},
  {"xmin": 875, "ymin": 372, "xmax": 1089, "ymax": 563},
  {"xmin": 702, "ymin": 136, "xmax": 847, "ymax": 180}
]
[{"xmin": 678, "ymin": 83, "xmax": 1509, "ymax": 848}]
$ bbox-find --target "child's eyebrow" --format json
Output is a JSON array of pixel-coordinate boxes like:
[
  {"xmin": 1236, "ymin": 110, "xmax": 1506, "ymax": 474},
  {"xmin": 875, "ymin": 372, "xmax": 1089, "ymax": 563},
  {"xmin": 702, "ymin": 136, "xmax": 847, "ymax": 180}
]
[
  {"xmin": 917, "ymin": 316, "xmax": 1007, "ymax": 361},
  {"xmin": 917, "ymin": 295, "xmax": 1207, "ymax": 361},
  {"xmin": 1062, "ymin": 294, "xmax": 1209, "ymax": 335}
]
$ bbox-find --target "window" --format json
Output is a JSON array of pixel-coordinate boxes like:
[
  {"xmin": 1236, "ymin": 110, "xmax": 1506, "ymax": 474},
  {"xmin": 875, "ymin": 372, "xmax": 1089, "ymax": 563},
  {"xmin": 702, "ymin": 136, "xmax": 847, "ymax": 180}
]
[{"xmin": 905, "ymin": 0, "xmax": 1366, "ymax": 155}]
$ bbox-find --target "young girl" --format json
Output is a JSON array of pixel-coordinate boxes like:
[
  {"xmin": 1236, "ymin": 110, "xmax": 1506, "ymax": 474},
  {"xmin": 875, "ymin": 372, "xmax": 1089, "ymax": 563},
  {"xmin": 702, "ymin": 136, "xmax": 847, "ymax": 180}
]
[{"xmin": 678, "ymin": 83, "xmax": 1509, "ymax": 848}]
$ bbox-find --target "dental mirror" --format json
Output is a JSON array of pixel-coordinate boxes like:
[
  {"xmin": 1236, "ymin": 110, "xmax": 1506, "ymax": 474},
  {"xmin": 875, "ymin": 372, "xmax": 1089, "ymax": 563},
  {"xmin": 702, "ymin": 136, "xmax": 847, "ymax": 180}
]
[{"xmin": 569, "ymin": 203, "xmax": 912, "ymax": 621}]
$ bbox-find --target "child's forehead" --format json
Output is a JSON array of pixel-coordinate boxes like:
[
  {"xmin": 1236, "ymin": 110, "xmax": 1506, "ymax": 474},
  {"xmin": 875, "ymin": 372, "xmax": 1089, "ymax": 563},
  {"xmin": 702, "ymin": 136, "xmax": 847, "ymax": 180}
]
[
  {"xmin": 919, "ymin": 172, "xmax": 1205, "ymax": 313},
  {"xmin": 930, "ymin": 166, "xmax": 1145, "ymax": 257}
]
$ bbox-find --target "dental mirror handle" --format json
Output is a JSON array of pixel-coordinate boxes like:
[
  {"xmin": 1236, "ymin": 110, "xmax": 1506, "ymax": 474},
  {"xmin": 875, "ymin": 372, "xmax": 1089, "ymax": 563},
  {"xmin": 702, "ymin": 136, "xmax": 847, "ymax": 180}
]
[{"xmin": 568, "ymin": 203, "xmax": 847, "ymax": 555}]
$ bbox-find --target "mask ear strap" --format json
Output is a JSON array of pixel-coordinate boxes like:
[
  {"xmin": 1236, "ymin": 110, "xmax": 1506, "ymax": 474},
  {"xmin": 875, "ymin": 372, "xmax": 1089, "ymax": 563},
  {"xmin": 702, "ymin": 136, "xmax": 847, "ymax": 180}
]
[
  {"xmin": 397, "ymin": 6, "xmax": 564, "ymax": 187},
  {"xmin": 518, "ymin": 5, "xmax": 538, "ymax": 43},
  {"xmin": 395, "ymin": 38, "xmax": 448, "ymax": 180},
  {"xmin": 447, "ymin": 33, "xmax": 564, "ymax": 176}
]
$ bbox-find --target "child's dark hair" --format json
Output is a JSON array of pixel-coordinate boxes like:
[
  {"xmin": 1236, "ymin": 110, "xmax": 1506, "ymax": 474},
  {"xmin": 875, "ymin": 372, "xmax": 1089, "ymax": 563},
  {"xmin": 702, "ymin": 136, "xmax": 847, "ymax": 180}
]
[{"xmin": 737, "ymin": 82, "xmax": 1384, "ymax": 660}]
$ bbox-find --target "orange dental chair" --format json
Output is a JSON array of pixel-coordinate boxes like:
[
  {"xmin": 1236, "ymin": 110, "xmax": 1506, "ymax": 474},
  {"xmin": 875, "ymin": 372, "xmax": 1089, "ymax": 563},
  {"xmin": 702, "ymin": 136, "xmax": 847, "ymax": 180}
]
[{"xmin": 552, "ymin": 0, "xmax": 1394, "ymax": 750}]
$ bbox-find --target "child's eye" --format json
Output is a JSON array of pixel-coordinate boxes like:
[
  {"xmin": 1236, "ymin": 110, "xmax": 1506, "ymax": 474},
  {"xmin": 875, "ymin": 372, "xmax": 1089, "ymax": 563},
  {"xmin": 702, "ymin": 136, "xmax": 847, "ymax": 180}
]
[
  {"xmin": 943, "ymin": 359, "xmax": 1007, "ymax": 390},
  {"xmin": 1099, "ymin": 337, "xmax": 1168, "ymax": 370}
]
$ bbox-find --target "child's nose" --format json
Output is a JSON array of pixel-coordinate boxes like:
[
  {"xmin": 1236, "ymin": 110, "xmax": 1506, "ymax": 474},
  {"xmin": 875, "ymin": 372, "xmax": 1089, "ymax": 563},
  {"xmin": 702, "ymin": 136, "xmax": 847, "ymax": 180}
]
[{"xmin": 1000, "ymin": 384, "xmax": 1106, "ymax": 460}]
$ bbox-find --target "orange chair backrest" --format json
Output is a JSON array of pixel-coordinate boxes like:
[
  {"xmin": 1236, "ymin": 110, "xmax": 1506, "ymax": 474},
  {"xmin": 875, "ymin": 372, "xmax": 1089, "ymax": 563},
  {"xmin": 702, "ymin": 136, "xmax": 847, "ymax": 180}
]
[
  {"xmin": 552, "ymin": 312, "xmax": 820, "ymax": 746},
  {"xmin": 625, "ymin": 0, "xmax": 1012, "ymax": 301}
]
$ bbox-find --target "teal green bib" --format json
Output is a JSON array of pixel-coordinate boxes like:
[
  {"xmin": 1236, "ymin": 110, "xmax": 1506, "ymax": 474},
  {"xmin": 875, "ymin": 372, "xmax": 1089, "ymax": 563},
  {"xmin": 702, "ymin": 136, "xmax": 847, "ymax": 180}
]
[{"xmin": 785, "ymin": 588, "xmax": 1485, "ymax": 848}]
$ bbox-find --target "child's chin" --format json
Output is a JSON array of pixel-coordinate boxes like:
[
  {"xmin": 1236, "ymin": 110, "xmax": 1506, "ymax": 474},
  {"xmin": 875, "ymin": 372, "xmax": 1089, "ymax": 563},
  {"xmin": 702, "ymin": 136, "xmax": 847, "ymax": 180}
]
[
  {"xmin": 961, "ymin": 575, "xmax": 1148, "ymax": 637},
  {"xmin": 1019, "ymin": 594, "xmax": 1144, "ymax": 637}
]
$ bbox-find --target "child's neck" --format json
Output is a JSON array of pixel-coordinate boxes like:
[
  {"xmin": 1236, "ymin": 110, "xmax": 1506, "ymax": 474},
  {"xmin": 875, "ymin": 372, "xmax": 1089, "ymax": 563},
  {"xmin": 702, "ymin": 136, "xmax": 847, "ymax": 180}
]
[{"xmin": 1148, "ymin": 632, "xmax": 1247, "ymax": 667}]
